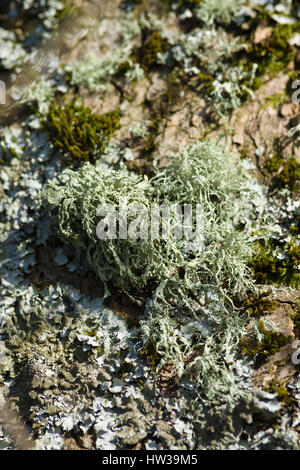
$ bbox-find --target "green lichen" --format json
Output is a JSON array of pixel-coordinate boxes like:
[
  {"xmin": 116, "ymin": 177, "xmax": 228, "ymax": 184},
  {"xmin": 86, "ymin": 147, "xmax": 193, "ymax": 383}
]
[
  {"xmin": 195, "ymin": 0, "xmax": 237, "ymax": 26},
  {"xmin": 42, "ymin": 140, "xmax": 254, "ymax": 301},
  {"xmin": 43, "ymin": 102, "xmax": 120, "ymax": 163},
  {"xmin": 11, "ymin": 77, "xmax": 54, "ymax": 115}
]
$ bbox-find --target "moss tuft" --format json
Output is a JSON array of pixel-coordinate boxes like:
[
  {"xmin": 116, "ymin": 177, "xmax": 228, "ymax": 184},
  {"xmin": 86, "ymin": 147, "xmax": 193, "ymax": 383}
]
[
  {"xmin": 264, "ymin": 155, "xmax": 300, "ymax": 191},
  {"xmin": 241, "ymin": 293, "xmax": 276, "ymax": 318},
  {"xmin": 275, "ymin": 157, "xmax": 300, "ymax": 191},
  {"xmin": 139, "ymin": 31, "xmax": 170, "ymax": 71},
  {"xmin": 237, "ymin": 22, "xmax": 300, "ymax": 89},
  {"xmin": 138, "ymin": 341, "xmax": 160, "ymax": 372},
  {"xmin": 264, "ymin": 154, "xmax": 284, "ymax": 174},
  {"xmin": 251, "ymin": 238, "xmax": 300, "ymax": 288},
  {"xmin": 43, "ymin": 101, "xmax": 120, "ymax": 163},
  {"xmin": 266, "ymin": 380, "xmax": 295, "ymax": 406},
  {"xmin": 291, "ymin": 301, "xmax": 300, "ymax": 332},
  {"xmin": 241, "ymin": 320, "xmax": 291, "ymax": 357}
]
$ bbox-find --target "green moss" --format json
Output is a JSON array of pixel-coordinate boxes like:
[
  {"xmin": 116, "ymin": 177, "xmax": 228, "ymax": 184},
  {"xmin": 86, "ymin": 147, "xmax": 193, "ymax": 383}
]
[
  {"xmin": 286, "ymin": 70, "xmax": 299, "ymax": 95},
  {"xmin": 275, "ymin": 157, "xmax": 300, "ymax": 190},
  {"xmin": 139, "ymin": 31, "xmax": 170, "ymax": 71},
  {"xmin": 116, "ymin": 360, "xmax": 134, "ymax": 379},
  {"xmin": 291, "ymin": 301, "xmax": 300, "ymax": 331},
  {"xmin": 144, "ymin": 113, "xmax": 163, "ymax": 151},
  {"xmin": 34, "ymin": 280, "xmax": 50, "ymax": 292},
  {"xmin": 241, "ymin": 293, "xmax": 276, "ymax": 318},
  {"xmin": 263, "ymin": 155, "xmax": 300, "ymax": 191},
  {"xmin": 197, "ymin": 72, "xmax": 215, "ymax": 94},
  {"xmin": 43, "ymin": 101, "xmax": 120, "ymax": 163},
  {"xmin": 115, "ymin": 56, "xmax": 138, "ymax": 76},
  {"xmin": 264, "ymin": 154, "xmax": 284, "ymax": 173},
  {"xmin": 237, "ymin": 22, "xmax": 299, "ymax": 89},
  {"xmin": 251, "ymin": 238, "xmax": 300, "ymax": 288},
  {"xmin": 127, "ymin": 113, "xmax": 163, "ymax": 176},
  {"xmin": 265, "ymin": 92, "xmax": 287, "ymax": 108},
  {"xmin": 254, "ymin": 6, "xmax": 271, "ymax": 24},
  {"xmin": 266, "ymin": 380, "xmax": 295, "ymax": 406},
  {"xmin": 241, "ymin": 320, "xmax": 291, "ymax": 357},
  {"xmin": 255, "ymin": 23, "xmax": 297, "ymax": 76},
  {"xmin": 138, "ymin": 341, "xmax": 161, "ymax": 371},
  {"xmin": 85, "ymin": 330, "xmax": 98, "ymax": 338}
]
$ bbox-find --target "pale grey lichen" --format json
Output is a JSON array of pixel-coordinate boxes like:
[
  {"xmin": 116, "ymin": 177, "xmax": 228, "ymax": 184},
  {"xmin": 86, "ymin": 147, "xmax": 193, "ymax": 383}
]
[
  {"xmin": 195, "ymin": 0, "xmax": 239, "ymax": 26},
  {"xmin": 42, "ymin": 140, "xmax": 259, "ymax": 399},
  {"xmin": 66, "ymin": 15, "xmax": 141, "ymax": 91},
  {"xmin": 10, "ymin": 77, "xmax": 55, "ymax": 115},
  {"xmin": 0, "ymin": 29, "xmax": 26, "ymax": 71}
]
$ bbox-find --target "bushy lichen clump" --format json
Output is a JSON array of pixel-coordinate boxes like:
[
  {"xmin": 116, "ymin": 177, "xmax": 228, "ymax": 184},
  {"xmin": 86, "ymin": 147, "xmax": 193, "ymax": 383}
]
[
  {"xmin": 43, "ymin": 102, "xmax": 120, "ymax": 163},
  {"xmin": 194, "ymin": 0, "xmax": 237, "ymax": 26},
  {"xmin": 42, "ymin": 140, "xmax": 258, "ymax": 399},
  {"xmin": 42, "ymin": 140, "xmax": 254, "ymax": 302}
]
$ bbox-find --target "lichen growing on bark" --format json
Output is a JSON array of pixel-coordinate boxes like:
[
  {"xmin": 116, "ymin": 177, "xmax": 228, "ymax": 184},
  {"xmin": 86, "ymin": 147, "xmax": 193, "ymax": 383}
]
[{"xmin": 42, "ymin": 139, "xmax": 259, "ymax": 398}]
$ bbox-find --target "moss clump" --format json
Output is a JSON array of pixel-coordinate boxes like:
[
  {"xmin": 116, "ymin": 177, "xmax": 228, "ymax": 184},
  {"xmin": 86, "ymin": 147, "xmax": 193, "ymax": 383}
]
[
  {"xmin": 251, "ymin": 238, "xmax": 300, "ymax": 288},
  {"xmin": 291, "ymin": 301, "xmax": 300, "ymax": 332},
  {"xmin": 43, "ymin": 102, "xmax": 120, "ymax": 163},
  {"xmin": 237, "ymin": 22, "xmax": 299, "ymax": 88},
  {"xmin": 264, "ymin": 154, "xmax": 284, "ymax": 174},
  {"xmin": 143, "ymin": 114, "xmax": 163, "ymax": 152},
  {"xmin": 241, "ymin": 293, "xmax": 276, "ymax": 318},
  {"xmin": 264, "ymin": 155, "xmax": 300, "ymax": 191},
  {"xmin": 115, "ymin": 56, "xmax": 138, "ymax": 77},
  {"xmin": 286, "ymin": 70, "xmax": 299, "ymax": 95},
  {"xmin": 139, "ymin": 31, "xmax": 170, "ymax": 71},
  {"xmin": 127, "ymin": 114, "xmax": 163, "ymax": 176},
  {"xmin": 138, "ymin": 341, "xmax": 161, "ymax": 372},
  {"xmin": 197, "ymin": 72, "xmax": 215, "ymax": 94},
  {"xmin": 241, "ymin": 320, "xmax": 291, "ymax": 357},
  {"xmin": 266, "ymin": 380, "xmax": 295, "ymax": 406},
  {"xmin": 275, "ymin": 157, "xmax": 300, "ymax": 191},
  {"xmin": 251, "ymin": 24, "xmax": 296, "ymax": 77},
  {"xmin": 265, "ymin": 92, "xmax": 287, "ymax": 109}
]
